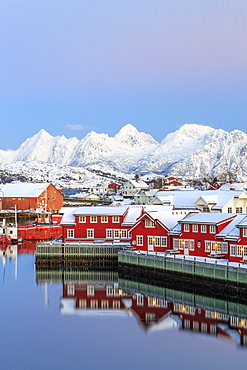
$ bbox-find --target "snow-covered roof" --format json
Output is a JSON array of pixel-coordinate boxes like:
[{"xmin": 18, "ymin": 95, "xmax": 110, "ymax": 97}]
[
  {"xmin": 235, "ymin": 215, "xmax": 247, "ymax": 228},
  {"xmin": 122, "ymin": 206, "xmax": 143, "ymax": 226},
  {"xmin": 128, "ymin": 180, "xmax": 149, "ymax": 188},
  {"xmin": 196, "ymin": 194, "xmax": 218, "ymax": 205},
  {"xmin": 60, "ymin": 207, "xmax": 77, "ymax": 225},
  {"xmin": 74, "ymin": 206, "xmax": 128, "ymax": 216},
  {"xmin": 0, "ymin": 182, "xmax": 50, "ymax": 197},
  {"xmin": 154, "ymin": 189, "xmax": 246, "ymax": 210},
  {"xmin": 216, "ymin": 215, "xmax": 246, "ymax": 240},
  {"xmin": 154, "ymin": 190, "xmax": 199, "ymax": 209},
  {"xmin": 179, "ymin": 212, "xmax": 236, "ymax": 225},
  {"xmin": 220, "ymin": 182, "xmax": 247, "ymax": 191},
  {"xmin": 134, "ymin": 189, "xmax": 158, "ymax": 197}
]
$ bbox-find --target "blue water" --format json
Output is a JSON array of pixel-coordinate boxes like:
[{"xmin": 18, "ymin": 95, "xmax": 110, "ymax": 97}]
[{"xmin": 1, "ymin": 253, "xmax": 247, "ymax": 370}]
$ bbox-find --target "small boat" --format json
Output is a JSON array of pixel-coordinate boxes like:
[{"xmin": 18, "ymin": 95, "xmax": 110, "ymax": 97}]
[{"xmin": 0, "ymin": 219, "xmax": 18, "ymax": 244}]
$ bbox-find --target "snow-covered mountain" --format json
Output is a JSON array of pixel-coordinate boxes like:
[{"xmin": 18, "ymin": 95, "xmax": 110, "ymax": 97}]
[{"xmin": 1, "ymin": 123, "xmax": 247, "ymax": 180}]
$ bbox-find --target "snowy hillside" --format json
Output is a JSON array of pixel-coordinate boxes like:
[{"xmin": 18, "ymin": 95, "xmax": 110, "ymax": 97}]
[{"xmin": 1, "ymin": 123, "xmax": 247, "ymax": 181}]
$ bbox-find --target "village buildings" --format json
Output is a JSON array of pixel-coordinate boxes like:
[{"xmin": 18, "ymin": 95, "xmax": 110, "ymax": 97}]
[{"xmin": 0, "ymin": 182, "xmax": 63, "ymax": 213}]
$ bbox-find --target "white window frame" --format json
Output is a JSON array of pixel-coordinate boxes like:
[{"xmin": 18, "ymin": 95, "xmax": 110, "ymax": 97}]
[
  {"xmin": 112, "ymin": 216, "xmax": 120, "ymax": 223},
  {"xmin": 106, "ymin": 229, "xmax": 112, "ymax": 239},
  {"xmin": 236, "ymin": 207, "xmax": 243, "ymax": 213},
  {"xmin": 210, "ymin": 225, "xmax": 216, "ymax": 234},
  {"xmin": 136, "ymin": 235, "xmax": 143, "ymax": 246},
  {"xmin": 90, "ymin": 216, "xmax": 97, "ymax": 223},
  {"xmin": 79, "ymin": 216, "xmax": 86, "ymax": 223},
  {"xmin": 145, "ymin": 219, "xmax": 154, "ymax": 228},
  {"xmin": 87, "ymin": 285, "xmax": 94, "ymax": 296},
  {"xmin": 161, "ymin": 237, "xmax": 167, "ymax": 246},
  {"xmin": 201, "ymin": 224, "xmax": 206, "ymax": 233},
  {"xmin": 101, "ymin": 216, "xmax": 108, "ymax": 223},
  {"xmin": 67, "ymin": 229, "xmax": 74, "ymax": 239},
  {"xmin": 184, "ymin": 224, "xmax": 189, "ymax": 232},
  {"xmin": 120, "ymin": 229, "xmax": 127, "ymax": 238},
  {"xmin": 87, "ymin": 229, "xmax": 94, "ymax": 238},
  {"xmin": 192, "ymin": 225, "xmax": 198, "ymax": 233}
]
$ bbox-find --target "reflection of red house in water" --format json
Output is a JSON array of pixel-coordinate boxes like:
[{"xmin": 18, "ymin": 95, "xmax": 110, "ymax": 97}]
[
  {"xmin": 61, "ymin": 282, "xmax": 132, "ymax": 313},
  {"xmin": 60, "ymin": 282, "xmax": 247, "ymax": 347}
]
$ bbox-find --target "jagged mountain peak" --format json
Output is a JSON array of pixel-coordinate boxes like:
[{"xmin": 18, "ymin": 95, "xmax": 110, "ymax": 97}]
[
  {"xmin": 115, "ymin": 123, "xmax": 139, "ymax": 136},
  {"xmin": 2, "ymin": 123, "xmax": 247, "ymax": 179},
  {"xmin": 175, "ymin": 123, "xmax": 216, "ymax": 137}
]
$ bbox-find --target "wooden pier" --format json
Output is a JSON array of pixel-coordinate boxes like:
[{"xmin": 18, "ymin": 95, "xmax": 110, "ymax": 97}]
[
  {"xmin": 118, "ymin": 250, "xmax": 247, "ymax": 286},
  {"xmin": 35, "ymin": 241, "xmax": 127, "ymax": 267}
]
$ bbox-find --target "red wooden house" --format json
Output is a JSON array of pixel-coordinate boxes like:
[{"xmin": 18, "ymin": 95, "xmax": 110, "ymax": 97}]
[
  {"xmin": 0, "ymin": 183, "xmax": 63, "ymax": 213},
  {"xmin": 61, "ymin": 206, "xmax": 137, "ymax": 242},
  {"xmin": 172, "ymin": 213, "xmax": 237, "ymax": 258},
  {"xmin": 108, "ymin": 182, "xmax": 121, "ymax": 192},
  {"xmin": 129, "ymin": 208, "xmax": 190, "ymax": 252},
  {"xmin": 227, "ymin": 216, "xmax": 247, "ymax": 263}
]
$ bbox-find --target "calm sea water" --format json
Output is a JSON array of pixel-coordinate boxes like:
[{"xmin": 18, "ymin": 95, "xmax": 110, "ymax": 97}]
[{"xmin": 1, "ymin": 247, "xmax": 247, "ymax": 370}]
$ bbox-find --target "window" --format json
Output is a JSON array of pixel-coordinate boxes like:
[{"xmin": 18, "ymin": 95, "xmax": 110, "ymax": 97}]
[
  {"xmin": 145, "ymin": 313, "xmax": 156, "ymax": 323},
  {"xmin": 112, "ymin": 216, "xmax": 120, "ymax": 223},
  {"xmin": 206, "ymin": 241, "xmax": 228, "ymax": 254},
  {"xmin": 193, "ymin": 322, "xmax": 199, "ymax": 331},
  {"xmin": 137, "ymin": 236, "xmax": 143, "ymax": 246},
  {"xmin": 210, "ymin": 225, "xmax": 216, "ymax": 234},
  {"xmin": 184, "ymin": 224, "xmax": 189, "ymax": 232},
  {"xmin": 79, "ymin": 300, "xmax": 87, "ymax": 308},
  {"xmin": 90, "ymin": 216, "xmax": 97, "ymax": 223},
  {"xmin": 145, "ymin": 219, "xmax": 154, "ymax": 228},
  {"xmin": 184, "ymin": 320, "xmax": 190, "ymax": 329},
  {"xmin": 114, "ymin": 229, "xmax": 120, "ymax": 238},
  {"xmin": 101, "ymin": 216, "xmax": 108, "ymax": 223},
  {"xmin": 173, "ymin": 239, "xmax": 194, "ymax": 250},
  {"xmin": 106, "ymin": 285, "xmax": 113, "ymax": 296},
  {"xmin": 87, "ymin": 229, "xmax": 94, "ymax": 238},
  {"xmin": 87, "ymin": 285, "xmax": 94, "ymax": 296},
  {"xmin": 90, "ymin": 300, "xmax": 98, "ymax": 309},
  {"xmin": 148, "ymin": 236, "xmax": 163, "ymax": 247},
  {"xmin": 173, "ymin": 239, "xmax": 179, "ymax": 250},
  {"xmin": 137, "ymin": 295, "xmax": 143, "ymax": 306},
  {"xmin": 205, "ymin": 241, "xmax": 211, "ymax": 252},
  {"xmin": 243, "ymin": 229, "xmax": 247, "ymax": 237},
  {"xmin": 228, "ymin": 207, "xmax": 232, "ymax": 213},
  {"xmin": 106, "ymin": 229, "xmax": 112, "ymax": 239},
  {"xmin": 210, "ymin": 325, "xmax": 216, "ymax": 335},
  {"xmin": 192, "ymin": 225, "xmax": 198, "ymax": 233},
  {"xmin": 67, "ymin": 285, "xmax": 75, "ymax": 296},
  {"xmin": 113, "ymin": 300, "xmax": 120, "ymax": 309},
  {"xmin": 161, "ymin": 237, "xmax": 167, "ymax": 246},
  {"xmin": 201, "ymin": 323, "xmax": 207, "ymax": 333},
  {"xmin": 101, "ymin": 300, "xmax": 109, "ymax": 309},
  {"xmin": 236, "ymin": 207, "xmax": 243, "ymax": 213},
  {"xmin": 121, "ymin": 229, "xmax": 127, "ymax": 238},
  {"xmin": 79, "ymin": 216, "xmax": 86, "ymax": 223},
  {"xmin": 230, "ymin": 244, "xmax": 237, "ymax": 256},
  {"xmin": 201, "ymin": 225, "xmax": 206, "ymax": 233},
  {"xmin": 202, "ymin": 206, "xmax": 210, "ymax": 212},
  {"xmin": 67, "ymin": 229, "xmax": 74, "ymax": 238}
]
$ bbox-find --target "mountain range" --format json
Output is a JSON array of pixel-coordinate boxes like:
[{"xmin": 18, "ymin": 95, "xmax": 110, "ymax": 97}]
[{"xmin": 1, "ymin": 123, "xmax": 247, "ymax": 179}]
